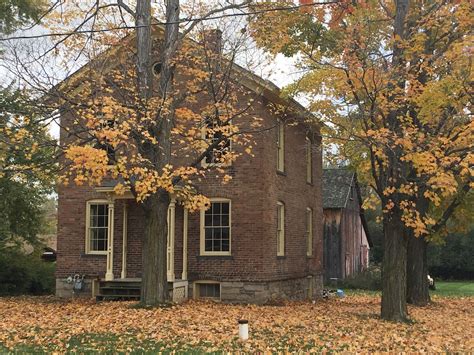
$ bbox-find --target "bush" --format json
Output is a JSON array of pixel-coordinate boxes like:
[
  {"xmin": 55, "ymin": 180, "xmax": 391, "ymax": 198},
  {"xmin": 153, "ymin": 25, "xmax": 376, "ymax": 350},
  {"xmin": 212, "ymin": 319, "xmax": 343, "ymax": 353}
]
[
  {"xmin": 0, "ymin": 250, "xmax": 55, "ymax": 296},
  {"xmin": 338, "ymin": 266, "xmax": 382, "ymax": 291}
]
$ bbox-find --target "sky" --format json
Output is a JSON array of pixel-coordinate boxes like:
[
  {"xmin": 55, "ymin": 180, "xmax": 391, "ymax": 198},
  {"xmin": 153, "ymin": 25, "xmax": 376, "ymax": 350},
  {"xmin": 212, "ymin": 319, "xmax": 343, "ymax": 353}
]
[{"xmin": 0, "ymin": 1, "xmax": 304, "ymax": 141}]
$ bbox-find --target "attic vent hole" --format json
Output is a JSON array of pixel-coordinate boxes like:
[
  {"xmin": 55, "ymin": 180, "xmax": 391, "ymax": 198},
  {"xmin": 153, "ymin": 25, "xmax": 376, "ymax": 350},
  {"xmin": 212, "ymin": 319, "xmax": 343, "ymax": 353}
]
[{"xmin": 153, "ymin": 62, "xmax": 162, "ymax": 76}]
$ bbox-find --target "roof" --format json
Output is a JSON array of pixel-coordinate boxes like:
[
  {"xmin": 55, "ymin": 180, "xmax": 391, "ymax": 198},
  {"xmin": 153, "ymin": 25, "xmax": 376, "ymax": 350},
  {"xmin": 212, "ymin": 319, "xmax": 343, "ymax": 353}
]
[
  {"xmin": 322, "ymin": 168, "xmax": 355, "ymax": 209},
  {"xmin": 322, "ymin": 168, "xmax": 373, "ymax": 247},
  {"xmin": 50, "ymin": 24, "xmax": 319, "ymax": 133}
]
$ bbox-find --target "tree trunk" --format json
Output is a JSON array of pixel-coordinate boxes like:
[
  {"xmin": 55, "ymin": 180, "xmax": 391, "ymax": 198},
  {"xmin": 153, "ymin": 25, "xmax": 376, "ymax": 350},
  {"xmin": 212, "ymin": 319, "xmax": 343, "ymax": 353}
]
[
  {"xmin": 141, "ymin": 192, "xmax": 170, "ymax": 305},
  {"xmin": 381, "ymin": 214, "xmax": 409, "ymax": 322},
  {"xmin": 407, "ymin": 235, "xmax": 430, "ymax": 305}
]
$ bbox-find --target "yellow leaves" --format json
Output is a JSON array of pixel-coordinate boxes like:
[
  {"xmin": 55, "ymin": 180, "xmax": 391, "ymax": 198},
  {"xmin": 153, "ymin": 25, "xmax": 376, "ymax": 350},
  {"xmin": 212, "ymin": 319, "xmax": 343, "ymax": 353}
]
[
  {"xmin": 0, "ymin": 296, "xmax": 472, "ymax": 352},
  {"xmin": 64, "ymin": 146, "xmax": 109, "ymax": 186}
]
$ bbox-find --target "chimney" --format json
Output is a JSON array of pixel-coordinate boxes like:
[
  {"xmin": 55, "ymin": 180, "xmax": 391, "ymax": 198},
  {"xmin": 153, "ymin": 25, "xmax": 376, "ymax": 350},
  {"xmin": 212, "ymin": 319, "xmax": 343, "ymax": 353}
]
[{"xmin": 202, "ymin": 28, "xmax": 223, "ymax": 55}]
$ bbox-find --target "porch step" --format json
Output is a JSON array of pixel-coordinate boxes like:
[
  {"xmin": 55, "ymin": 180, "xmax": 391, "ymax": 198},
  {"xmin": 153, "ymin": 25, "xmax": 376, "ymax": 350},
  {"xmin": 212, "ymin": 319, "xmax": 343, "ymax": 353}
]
[{"xmin": 96, "ymin": 280, "xmax": 141, "ymax": 301}]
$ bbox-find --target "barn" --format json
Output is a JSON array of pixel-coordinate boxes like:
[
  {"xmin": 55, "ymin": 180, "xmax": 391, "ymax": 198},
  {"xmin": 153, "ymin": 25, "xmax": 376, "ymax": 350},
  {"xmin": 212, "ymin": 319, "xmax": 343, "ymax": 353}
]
[{"xmin": 322, "ymin": 168, "xmax": 372, "ymax": 283}]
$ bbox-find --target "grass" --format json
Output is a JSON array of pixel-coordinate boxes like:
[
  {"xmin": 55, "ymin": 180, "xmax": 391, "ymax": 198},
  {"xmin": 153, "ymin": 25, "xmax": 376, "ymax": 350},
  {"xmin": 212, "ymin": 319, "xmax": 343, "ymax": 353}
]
[
  {"xmin": 338, "ymin": 281, "xmax": 474, "ymax": 298},
  {"xmin": 432, "ymin": 281, "xmax": 474, "ymax": 297}
]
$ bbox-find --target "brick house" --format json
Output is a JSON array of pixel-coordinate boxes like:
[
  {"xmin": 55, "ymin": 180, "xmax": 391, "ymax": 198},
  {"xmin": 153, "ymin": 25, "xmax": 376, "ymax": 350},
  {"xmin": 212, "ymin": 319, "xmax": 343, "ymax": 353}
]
[
  {"xmin": 322, "ymin": 168, "xmax": 372, "ymax": 283},
  {"xmin": 55, "ymin": 28, "xmax": 323, "ymax": 303}
]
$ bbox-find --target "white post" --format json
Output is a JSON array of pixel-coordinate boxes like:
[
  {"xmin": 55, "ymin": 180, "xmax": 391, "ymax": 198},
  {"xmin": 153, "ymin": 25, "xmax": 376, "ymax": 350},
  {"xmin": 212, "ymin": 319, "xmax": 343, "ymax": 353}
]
[
  {"xmin": 167, "ymin": 199, "xmax": 176, "ymax": 282},
  {"xmin": 238, "ymin": 320, "xmax": 249, "ymax": 341},
  {"xmin": 121, "ymin": 202, "xmax": 128, "ymax": 279},
  {"xmin": 182, "ymin": 208, "xmax": 188, "ymax": 280},
  {"xmin": 105, "ymin": 199, "xmax": 115, "ymax": 281}
]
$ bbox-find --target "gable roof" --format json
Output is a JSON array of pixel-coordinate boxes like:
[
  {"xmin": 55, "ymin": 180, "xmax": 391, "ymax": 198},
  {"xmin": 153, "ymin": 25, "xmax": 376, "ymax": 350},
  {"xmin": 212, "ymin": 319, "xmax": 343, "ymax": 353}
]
[
  {"xmin": 322, "ymin": 168, "xmax": 355, "ymax": 209},
  {"xmin": 50, "ymin": 24, "xmax": 319, "ymax": 133}
]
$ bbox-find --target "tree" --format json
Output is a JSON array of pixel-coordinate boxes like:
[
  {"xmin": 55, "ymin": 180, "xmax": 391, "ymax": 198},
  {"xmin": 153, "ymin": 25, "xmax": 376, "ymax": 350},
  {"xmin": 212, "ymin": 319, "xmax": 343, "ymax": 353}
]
[
  {"xmin": 250, "ymin": 0, "xmax": 473, "ymax": 321},
  {"xmin": 0, "ymin": 87, "xmax": 55, "ymax": 249}
]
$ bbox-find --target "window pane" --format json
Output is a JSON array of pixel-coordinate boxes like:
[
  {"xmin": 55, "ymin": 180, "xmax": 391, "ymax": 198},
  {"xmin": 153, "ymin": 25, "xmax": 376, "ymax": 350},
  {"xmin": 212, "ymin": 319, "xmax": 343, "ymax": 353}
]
[
  {"xmin": 221, "ymin": 227, "xmax": 229, "ymax": 240},
  {"xmin": 221, "ymin": 203, "xmax": 229, "ymax": 214},
  {"xmin": 213, "ymin": 214, "xmax": 221, "ymax": 227},
  {"xmin": 213, "ymin": 239, "xmax": 221, "ymax": 251},
  {"xmin": 205, "ymin": 239, "xmax": 212, "ymax": 252},
  {"xmin": 222, "ymin": 239, "xmax": 229, "ymax": 252},
  {"xmin": 221, "ymin": 214, "xmax": 229, "ymax": 226},
  {"xmin": 205, "ymin": 214, "xmax": 212, "ymax": 226}
]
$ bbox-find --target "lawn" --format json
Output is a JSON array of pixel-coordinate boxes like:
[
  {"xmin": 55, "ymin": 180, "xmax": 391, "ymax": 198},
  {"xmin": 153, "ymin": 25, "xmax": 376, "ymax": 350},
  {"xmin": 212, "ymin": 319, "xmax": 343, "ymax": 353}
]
[
  {"xmin": 0, "ymin": 294, "xmax": 472, "ymax": 353},
  {"xmin": 432, "ymin": 281, "xmax": 474, "ymax": 297}
]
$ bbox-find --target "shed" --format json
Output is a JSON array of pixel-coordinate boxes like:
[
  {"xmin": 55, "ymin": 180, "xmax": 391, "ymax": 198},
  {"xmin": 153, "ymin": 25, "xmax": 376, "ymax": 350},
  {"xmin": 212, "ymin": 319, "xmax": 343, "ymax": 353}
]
[{"xmin": 323, "ymin": 168, "xmax": 372, "ymax": 282}]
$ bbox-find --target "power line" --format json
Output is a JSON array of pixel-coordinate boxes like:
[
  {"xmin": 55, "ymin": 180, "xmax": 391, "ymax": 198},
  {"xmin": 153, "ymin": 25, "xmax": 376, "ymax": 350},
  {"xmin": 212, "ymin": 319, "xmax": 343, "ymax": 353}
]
[{"xmin": 0, "ymin": 1, "xmax": 337, "ymax": 42}]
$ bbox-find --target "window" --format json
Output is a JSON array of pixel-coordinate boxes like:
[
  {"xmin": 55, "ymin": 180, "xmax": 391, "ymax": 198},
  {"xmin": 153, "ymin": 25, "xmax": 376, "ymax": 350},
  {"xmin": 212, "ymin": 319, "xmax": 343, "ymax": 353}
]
[
  {"xmin": 277, "ymin": 201, "xmax": 285, "ymax": 256},
  {"xmin": 195, "ymin": 282, "xmax": 221, "ymax": 299},
  {"xmin": 95, "ymin": 119, "xmax": 116, "ymax": 165},
  {"xmin": 276, "ymin": 119, "xmax": 285, "ymax": 172},
  {"xmin": 306, "ymin": 137, "xmax": 312, "ymax": 184},
  {"xmin": 200, "ymin": 199, "xmax": 231, "ymax": 255},
  {"xmin": 306, "ymin": 207, "xmax": 313, "ymax": 257},
  {"xmin": 85, "ymin": 201, "xmax": 109, "ymax": 254},
  {"xmin": 202, "ymin": 117, "xmax": 231, "ymax": 167}
]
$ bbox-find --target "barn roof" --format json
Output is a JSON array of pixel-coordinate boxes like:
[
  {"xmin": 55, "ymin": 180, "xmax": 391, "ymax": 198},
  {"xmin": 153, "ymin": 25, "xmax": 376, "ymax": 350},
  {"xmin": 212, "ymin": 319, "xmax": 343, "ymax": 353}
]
[{"xmin": 322, "ymin": 168, "xmax": 355, "ymax": 209}]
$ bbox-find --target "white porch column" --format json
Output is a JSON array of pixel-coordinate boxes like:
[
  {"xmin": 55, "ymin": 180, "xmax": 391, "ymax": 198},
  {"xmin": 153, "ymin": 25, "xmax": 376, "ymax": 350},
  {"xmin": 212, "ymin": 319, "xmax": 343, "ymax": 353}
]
[
  {"xmin": 105, "ymin": 199, "xmax": 115, "ymax": 281},
  {"xmin": 167, "ymin": 199, "xmax": 176, "ymax": 281},
  {"xmin": 182, "ymin": 208, "xmax": 188, "ymax": 280},
  {"xmin": 120, "ymin": 202, "xmax": 128, "ymax": 279}
]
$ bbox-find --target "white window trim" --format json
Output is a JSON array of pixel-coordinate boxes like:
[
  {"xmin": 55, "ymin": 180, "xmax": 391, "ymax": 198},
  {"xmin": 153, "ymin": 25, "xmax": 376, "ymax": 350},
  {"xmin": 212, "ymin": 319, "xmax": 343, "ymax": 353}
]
[
  {"xmin": 306, "ymin": 207, "xmax": 313, "ymax": 257},
  {"xmin": 277, "ymin": 119, "xmax": 285, "ymax": 172},
  {"xmin": 306, "ymin": 137, "xmax": 313, "ymax": 184},
  {"xmin": 277, "ymin": 201, "xmax": 285, "ymax": 256},
  {"xmin": 200, "ymin": 198, "xmax": 232, "ymax": 256},
  {"xmin": 85, "ymin": 199, "xmax": 110, "ymax": 255},
  {"xmin": 200, "ymin": 120, "xmax": 233, "ymax": 168}
]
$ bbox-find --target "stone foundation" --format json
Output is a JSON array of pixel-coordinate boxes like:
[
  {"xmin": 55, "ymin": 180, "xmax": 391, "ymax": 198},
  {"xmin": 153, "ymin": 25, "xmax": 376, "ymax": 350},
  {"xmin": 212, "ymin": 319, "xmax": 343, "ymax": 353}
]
[
  {"xmin": 192, "ymin": 275, "xmax": 323, "ymax": 304},
  {"xmin": 56, "ymin": 278, "xmax": 94, "ymax": 298}
]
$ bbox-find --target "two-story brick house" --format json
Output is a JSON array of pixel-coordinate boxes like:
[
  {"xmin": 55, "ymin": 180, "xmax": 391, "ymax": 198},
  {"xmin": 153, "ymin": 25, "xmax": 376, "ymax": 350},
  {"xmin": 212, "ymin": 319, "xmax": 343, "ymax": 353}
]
[{"xmin": 55, "ymin": 28, "xmax": 323, "ymax": 303}]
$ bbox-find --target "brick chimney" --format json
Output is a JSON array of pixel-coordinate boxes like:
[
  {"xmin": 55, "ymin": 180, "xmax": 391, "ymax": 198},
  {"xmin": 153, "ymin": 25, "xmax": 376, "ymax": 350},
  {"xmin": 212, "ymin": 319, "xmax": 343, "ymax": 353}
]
[{"xmin": 202, "ymin": 28, "xmax": 222, "ymax": 55}]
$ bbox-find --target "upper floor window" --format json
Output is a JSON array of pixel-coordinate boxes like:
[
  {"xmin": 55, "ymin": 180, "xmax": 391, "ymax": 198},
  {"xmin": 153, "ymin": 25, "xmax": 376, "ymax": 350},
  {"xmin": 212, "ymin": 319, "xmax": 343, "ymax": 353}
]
[
  {"xmin": 200, "ymin": 199, "xmax": 231, "ymax": 255},
  {"xmin": 95, "ymin": 119, "xmax": 116, "ymax": 165},
  {"xmin": 85, "ymin": 201, "xmax": 109, "ymax": 254},
  {"xmin": 202, "ymin": 117, "xmax": 231, "ymax": 167},
  {"xmin": 277, "ymin": 201, "xmax": 285, "ymax": 256},
  {"xmin": 306, "ymin": 137, "xmax": 312, "ymax": 184},
  {"xmin": 306, "ymin": 207, "xmax": 313, "ymax": 257},
  {"xmin": 276, "ymin": 119, "xmax": 285, "ymax": 172}
]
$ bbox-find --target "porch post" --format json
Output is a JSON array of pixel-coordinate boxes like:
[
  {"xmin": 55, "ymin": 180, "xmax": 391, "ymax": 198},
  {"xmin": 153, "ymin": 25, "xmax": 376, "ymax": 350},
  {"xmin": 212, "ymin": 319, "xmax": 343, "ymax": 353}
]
[
  {"xmin": 105, "ymin": 198, "xmax": 115, "ymax": 281},
  {"xmin": 121, "ymin": 202, "xmax": 128, "ymax": 279},
  {"xmin": 182, "ymin": 208, "xmax": 188, "ymax": 280},
  {"xmin": 167, "ymin": 198, "xmax": 176, "ymax": 281}
]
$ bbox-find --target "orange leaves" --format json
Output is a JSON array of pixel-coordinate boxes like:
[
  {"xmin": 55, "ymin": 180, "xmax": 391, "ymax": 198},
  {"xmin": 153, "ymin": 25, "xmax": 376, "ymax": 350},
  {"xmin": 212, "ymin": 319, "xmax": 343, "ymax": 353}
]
[
  {"xmin": 0, "ymin": 295, "xmax": 473, "ymax": 352},
  {"xmin": 64, "ymin": 146, "xmax": 109, "ymax": 186}
]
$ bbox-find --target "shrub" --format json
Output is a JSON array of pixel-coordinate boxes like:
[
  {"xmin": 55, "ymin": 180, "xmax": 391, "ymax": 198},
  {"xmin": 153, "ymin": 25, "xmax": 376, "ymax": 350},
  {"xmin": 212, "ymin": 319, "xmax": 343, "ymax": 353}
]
[
  {"xmin": 0, "ymin": 250, "xmax": 55, "ymax": 296},
  {"xmin": 338, "ymin": 266, "xmax": 382, "ymax": 291}
]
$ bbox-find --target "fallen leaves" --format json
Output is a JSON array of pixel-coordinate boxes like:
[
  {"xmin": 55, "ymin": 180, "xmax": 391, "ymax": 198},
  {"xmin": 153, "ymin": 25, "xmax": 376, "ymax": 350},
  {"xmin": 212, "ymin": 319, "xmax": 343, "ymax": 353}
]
[{"xmin": 0, "ymin": 294, "xmax": 472, "ymax": 352}]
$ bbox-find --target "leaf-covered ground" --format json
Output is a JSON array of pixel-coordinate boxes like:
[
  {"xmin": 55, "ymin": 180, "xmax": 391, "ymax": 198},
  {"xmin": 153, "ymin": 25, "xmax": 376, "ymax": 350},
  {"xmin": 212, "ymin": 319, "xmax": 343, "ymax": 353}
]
[{"xmin": 0, "ymin": 295, "xmax": 472, "ymax": 353}]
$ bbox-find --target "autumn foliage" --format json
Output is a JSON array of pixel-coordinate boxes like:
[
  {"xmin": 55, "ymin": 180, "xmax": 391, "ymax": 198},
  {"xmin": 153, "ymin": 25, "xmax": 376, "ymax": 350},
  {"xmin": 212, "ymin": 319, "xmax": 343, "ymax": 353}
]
[{"xmin": 0, "ymin": 295, "xmax": 472, "ymax": 352}]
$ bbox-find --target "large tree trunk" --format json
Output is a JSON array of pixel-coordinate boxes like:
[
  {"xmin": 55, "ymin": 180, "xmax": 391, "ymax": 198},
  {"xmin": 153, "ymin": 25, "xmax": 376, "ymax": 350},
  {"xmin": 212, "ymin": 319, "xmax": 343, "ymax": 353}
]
[
  {"xmin": 141, "ymin": 192, "xmax": 170, "ymax": 305},
  {"xmin": 381, "ymin": 214, "xmax": 409, "ymax": 322},
  {"xmin": 407, "ymin": 234, "xmax": 430, "ymax": 305},
  {"xmin": 135, "ymin": 0, "xmax": 179, "ymax": 305}
]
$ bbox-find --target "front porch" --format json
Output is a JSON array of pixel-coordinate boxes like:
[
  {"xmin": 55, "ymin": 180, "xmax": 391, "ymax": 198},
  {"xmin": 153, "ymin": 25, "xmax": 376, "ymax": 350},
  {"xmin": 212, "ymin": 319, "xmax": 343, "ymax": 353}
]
[
  {"xmin": 95, "ymin": 185, "xmax": 190, "ymax": 302},
  {"xmin": 93, "ymin": 278, "xmax": 189, "ymax": 302}
]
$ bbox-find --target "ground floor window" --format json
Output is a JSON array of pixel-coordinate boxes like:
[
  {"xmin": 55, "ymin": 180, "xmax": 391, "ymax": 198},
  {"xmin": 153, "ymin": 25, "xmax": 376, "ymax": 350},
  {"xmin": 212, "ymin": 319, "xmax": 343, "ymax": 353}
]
[
  {"xmin": 200, "ymin": 199, "xmax": 231, "ymax": 255},
  {"xmin": 86, "ymin": 201, "xmax": 109, "ymax": 254},
  {"xmin": 195, "ymin": 282, "xmax": 221, "ymax": 299}
]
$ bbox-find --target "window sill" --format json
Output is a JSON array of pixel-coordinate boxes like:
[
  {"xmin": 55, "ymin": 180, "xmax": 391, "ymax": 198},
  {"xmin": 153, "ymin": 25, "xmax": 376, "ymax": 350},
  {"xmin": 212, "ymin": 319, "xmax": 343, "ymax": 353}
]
[
  {"xmin": 81, "ymin": 252, "xmax": 107, "ymax": 257},
  {"xmin": 276, "ymin": 170, "xmax": 286, "ymax": 176},
  {"xmin": 276, "ymin": 255, "xmax": 286, "ymax": 259},
  {"xmin": 198, "ymin": 255, "xmax": 233, "ymax": 260}
]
